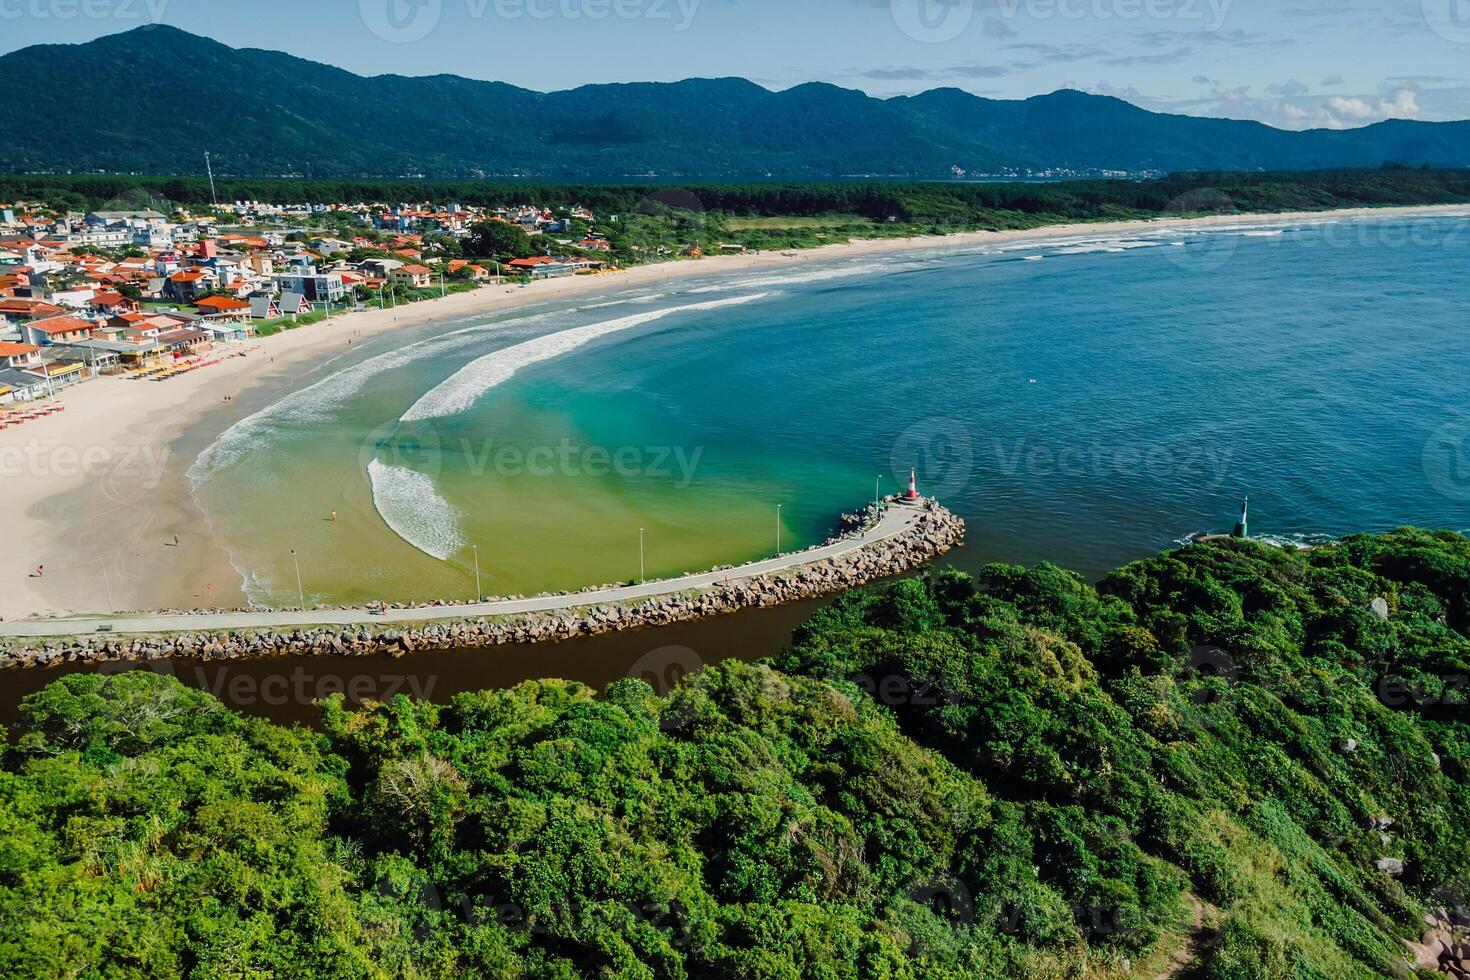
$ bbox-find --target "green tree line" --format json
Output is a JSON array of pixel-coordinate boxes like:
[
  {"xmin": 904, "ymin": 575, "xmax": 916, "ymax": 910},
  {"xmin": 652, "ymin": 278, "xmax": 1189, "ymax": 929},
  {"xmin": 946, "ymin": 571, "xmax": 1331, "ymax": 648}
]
[{"xmin": 4, "ymin": 167, "xmax": 1468, "ymax": 229}]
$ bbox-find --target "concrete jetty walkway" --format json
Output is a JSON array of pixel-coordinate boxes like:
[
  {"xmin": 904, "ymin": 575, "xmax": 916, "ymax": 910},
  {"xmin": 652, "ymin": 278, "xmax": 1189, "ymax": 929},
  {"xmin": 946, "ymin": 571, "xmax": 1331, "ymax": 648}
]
[{"xmin": 0, "ymin": 501, "xmax": 927, "ymax": 640}]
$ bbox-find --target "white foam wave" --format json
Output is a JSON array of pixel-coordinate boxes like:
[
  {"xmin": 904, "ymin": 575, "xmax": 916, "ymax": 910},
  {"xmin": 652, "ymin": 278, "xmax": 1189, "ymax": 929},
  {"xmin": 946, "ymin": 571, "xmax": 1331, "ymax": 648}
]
[
  {"xmin": 401, "ymin": 293, "xmax": 772, "ymax": 423},
  {"xmin": 1050, "ymin": 238, "xmax": 1168, "ymax": 256},
  {"xmin": 190, "ymin": 304, "xmax": 610, "ymax": 476},
  {"xmin": 685, "ymin": 264, "xmax": 886, "ymax": 294},
  {"xmin": 367, "ymin": 459, "xmax": 464, "ymax": 560}
]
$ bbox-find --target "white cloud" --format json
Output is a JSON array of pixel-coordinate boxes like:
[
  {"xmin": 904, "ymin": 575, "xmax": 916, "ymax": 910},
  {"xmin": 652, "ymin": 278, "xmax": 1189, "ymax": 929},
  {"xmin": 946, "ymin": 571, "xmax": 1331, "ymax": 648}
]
[
  {"xmin": 1327, "ymin": 95, "xmax": 1374, "ymax": 119},
  {"xmin": 1322, "ymin": 87, "xmax": 1419, "ymax": 126}
]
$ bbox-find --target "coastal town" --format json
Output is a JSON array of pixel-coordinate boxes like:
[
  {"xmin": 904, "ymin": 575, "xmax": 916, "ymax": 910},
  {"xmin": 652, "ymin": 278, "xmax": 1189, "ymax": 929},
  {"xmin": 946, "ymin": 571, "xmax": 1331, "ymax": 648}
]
[{"xmin": 0, "ymin": 197, "xmax": 618, "ymax": 413}]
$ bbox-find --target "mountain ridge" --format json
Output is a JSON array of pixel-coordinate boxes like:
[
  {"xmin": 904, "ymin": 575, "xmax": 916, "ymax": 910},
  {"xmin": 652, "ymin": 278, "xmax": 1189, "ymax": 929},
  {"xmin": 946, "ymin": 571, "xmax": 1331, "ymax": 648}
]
[{"xmin": 2, "ymin": 25, "xmax": 1468, "ymax": 178}]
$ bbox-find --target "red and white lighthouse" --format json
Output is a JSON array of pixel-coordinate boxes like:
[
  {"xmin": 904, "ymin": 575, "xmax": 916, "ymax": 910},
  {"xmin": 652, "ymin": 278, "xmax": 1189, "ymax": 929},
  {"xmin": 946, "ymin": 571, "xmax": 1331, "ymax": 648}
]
[{"xmin": 905, "ymin": 468, "xmax": 920, "ymax": 501}]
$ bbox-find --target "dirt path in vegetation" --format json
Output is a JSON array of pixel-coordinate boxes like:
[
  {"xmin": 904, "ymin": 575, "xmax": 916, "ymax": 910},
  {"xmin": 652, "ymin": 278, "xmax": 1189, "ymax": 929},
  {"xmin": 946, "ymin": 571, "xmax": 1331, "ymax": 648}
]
[{"xmin": 1153, "ymin": 892, "xmax": 1219, "ymax": 980}]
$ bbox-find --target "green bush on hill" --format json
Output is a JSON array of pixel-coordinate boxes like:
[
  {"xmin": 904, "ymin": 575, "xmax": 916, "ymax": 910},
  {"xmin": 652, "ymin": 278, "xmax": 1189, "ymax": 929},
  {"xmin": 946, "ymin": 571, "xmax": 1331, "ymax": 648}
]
[{"xmin": 0, "ymin": 528, "xmax": 1465, "ymax": 977}]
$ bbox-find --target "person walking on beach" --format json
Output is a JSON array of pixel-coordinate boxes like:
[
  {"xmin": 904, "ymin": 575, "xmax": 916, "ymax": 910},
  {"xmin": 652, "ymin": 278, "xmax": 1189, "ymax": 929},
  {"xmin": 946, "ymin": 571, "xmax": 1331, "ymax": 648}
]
[
  {"xmin": 331, "ymin": 510, "xmax": 337, "ymax": 522},
  {"xmin": 34, "ymin": 564, "xmax": 43, "ymax": 578}
]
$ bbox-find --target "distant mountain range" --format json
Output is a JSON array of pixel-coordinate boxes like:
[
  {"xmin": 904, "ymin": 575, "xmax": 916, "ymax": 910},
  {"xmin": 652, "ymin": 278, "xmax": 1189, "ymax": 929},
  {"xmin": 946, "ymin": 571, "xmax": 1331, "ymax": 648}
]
[{"xmin": 3, "ymin": 25, "xmax": 1469, "ymax": 179}]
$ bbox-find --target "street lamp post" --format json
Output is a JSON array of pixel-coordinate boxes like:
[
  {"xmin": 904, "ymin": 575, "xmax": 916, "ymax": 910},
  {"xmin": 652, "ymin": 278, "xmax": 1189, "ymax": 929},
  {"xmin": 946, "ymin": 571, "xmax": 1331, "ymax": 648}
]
[
  {"xmin": 471, "ymin": 545, "xmax": 482, "ymax": 602},
  {"xmin": 776, "ymin": 504, "xmax": 782, "ymax": 556},
  {"xmin": 639, "ymin": 528, "xmax": 645, "ymax": 583},
  {"xmin": 99, "ymin": 559, "xmax": 114, "ymax": 613},
  {"xmin": 875, "ymin": 475, "xmax": 882, "ymax": 508},
  {"xmin": 291, "ymin": 549, "xmax": 305, "ymax": 609}
]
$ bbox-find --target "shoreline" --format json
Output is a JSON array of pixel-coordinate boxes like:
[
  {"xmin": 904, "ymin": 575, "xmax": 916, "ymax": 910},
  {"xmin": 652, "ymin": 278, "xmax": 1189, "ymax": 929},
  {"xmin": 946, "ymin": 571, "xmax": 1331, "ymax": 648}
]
[{"xmin": 3, "ymin": 201, "xmax": 1466, "ymax": 622}]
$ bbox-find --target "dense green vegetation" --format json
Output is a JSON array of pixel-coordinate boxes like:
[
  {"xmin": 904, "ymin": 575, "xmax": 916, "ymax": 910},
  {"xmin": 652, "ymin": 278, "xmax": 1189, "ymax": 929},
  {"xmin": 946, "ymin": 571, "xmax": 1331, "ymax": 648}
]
[
  {"xmin": 5, "ymin": 166, "xmax": 1469, "ymax": 228},
  {"xmin": 1, "ymin": 529, "xmax": 1465, "ymax": 977},
  {"xmin": 4, "ymin": 27, "xmax": 1470, "ymax": 177}
]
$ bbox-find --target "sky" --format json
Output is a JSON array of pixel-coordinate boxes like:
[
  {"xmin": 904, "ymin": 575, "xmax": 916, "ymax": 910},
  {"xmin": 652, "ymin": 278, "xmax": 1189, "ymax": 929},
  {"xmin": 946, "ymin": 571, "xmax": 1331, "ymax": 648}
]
[{"xmin": 2, "ymin": 0, "xmax": 1468, "ymax": 129}]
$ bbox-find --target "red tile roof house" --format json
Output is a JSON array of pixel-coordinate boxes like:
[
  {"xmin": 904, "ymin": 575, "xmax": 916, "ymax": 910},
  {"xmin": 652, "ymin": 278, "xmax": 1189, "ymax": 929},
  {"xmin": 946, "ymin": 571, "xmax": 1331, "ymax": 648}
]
[
  {"xmin": 21, "ymin": 315, "xmax": 94, "ymax": 346},
  {"xmin": 390, "ymin": 264, "xmax": 434, "ymax": 289},
  {"xmin": 506, "ymin": 256, "xmax": 580, "ymax": 279},
  {"xmin": 89, "ymin": 290, "xmax": 136, "ymax": 315},
  {"xmin": 0, "ymin": 340, "xmax": 42, "ymax": 370},
  {"xmin": 194, "ymin": 295, "xmax": 253, "ymax": 321},
  {"xmin": 447, "ymin": 259, "xmax": 496, "ymax": 282},
  {"xmin": 0, "ymin": 298, "xmax": 65, "ymax": 325},
  {"xmin": 165, "ymin": 268, "xmax": 217, "ymax": 302}
]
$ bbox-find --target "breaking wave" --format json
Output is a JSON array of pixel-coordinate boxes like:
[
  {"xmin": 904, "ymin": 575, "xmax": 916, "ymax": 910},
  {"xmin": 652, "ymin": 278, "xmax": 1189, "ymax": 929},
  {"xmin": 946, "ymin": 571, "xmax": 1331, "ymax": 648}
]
[
  {"xmin": 685, "ymin": 264, "xmax": 887, "ymax": 294},
  {"xmin": 367, "ymin": 459, "xmax": 464, "ymax": 561},
  {"xmin": 400, "ymin": 293, "xmax": 773, "ymax": 423}
]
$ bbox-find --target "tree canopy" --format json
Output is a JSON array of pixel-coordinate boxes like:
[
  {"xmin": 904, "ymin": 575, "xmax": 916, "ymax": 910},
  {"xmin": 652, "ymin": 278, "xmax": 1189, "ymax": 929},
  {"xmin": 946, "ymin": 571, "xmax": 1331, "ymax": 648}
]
[
  {"xmin": 1, "ymin": 528, "xmax": 1465, "ymax": 977},
  {"xmin": 468, "ymin": 221, "xmax": 536, "ymax": 261}
]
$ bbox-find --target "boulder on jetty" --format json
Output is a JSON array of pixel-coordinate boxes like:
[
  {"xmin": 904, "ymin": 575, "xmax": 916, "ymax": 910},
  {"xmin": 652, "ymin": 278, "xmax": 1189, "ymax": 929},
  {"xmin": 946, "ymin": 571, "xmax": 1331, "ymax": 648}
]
[{"xmin": 0, "ymin": 503, "xmax": 966, "ymax": 672}]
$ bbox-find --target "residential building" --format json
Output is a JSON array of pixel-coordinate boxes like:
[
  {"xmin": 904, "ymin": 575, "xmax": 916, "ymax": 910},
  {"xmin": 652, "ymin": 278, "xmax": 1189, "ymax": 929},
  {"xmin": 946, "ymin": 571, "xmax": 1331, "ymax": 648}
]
[
  {"xmin": 390, "ymin": 264, "xmax": 434, "ymax": 289},
  {"xmin": 21, "ymin": 315, "xmax": 93, "ymax": 346},
  {"xmin": 273, "ymin": 261, "xmax": 347, "ymax": 304},
  {"xmin": 166, "ymin": 268, "xmax": 217, "ymax": 302},
  {"xmin": 194, "ymin": 296, "xmax": 253, "ymax": 320}
]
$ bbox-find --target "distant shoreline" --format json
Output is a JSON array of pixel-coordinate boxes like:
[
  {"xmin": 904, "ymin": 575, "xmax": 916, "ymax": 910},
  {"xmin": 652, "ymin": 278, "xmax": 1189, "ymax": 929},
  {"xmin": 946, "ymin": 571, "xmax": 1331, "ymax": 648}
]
[{"xmin": 4, "ymin": 202, "xmax": 1467, "ymax": 622}]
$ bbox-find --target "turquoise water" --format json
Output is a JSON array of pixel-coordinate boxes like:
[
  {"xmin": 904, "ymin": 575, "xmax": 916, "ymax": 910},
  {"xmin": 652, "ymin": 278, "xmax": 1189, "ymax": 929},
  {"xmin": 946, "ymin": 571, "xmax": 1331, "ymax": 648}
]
[{"xmin": 192, "ymin": 214, "xmax": 1470, "ymax": 606}]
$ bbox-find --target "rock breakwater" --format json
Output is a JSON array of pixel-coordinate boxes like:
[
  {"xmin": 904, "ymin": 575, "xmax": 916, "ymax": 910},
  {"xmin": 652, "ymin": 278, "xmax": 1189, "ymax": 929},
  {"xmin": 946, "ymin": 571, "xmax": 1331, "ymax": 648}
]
[{"xmin": 0, "ymin": 503, "xmax": 964, "ymax": 671}]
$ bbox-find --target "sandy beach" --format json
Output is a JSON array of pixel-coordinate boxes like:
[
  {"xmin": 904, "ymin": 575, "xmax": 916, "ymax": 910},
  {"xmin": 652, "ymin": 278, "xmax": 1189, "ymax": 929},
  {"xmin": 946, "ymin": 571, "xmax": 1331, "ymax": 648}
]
[{"xmin": 3, "ymin": 202, "xmax": 1465, "ymax": 621}]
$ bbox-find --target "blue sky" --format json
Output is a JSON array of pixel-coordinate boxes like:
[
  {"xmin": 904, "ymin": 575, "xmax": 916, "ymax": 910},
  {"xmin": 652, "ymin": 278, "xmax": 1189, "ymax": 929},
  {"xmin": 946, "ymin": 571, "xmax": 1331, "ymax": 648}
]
[{"xmin": 3, "ymin": 0, "xmax": 1468, "ymax": 129}]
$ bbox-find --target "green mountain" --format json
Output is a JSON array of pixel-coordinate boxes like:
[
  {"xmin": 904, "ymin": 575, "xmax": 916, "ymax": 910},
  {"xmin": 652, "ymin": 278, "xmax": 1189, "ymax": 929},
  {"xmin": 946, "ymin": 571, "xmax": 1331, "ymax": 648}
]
[
  {"xmin": 1, "ymin": 529, "xmax": 1466, "ymax": 976},
  {"xmin": 2, "ymin": 25, "xmax": 1469, "ymax": 178}
]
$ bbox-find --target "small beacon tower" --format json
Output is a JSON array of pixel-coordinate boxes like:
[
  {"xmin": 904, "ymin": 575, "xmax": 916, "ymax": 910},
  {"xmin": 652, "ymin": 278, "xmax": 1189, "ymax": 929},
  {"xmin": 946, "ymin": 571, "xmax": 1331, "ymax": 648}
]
[{"xmin": 1232, "ymin": 497, "xmax": 1249, "ymax": 539}]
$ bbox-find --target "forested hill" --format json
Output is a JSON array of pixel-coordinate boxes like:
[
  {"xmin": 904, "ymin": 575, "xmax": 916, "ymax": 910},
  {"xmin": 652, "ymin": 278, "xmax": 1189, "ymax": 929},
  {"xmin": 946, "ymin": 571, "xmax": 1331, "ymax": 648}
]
[
  {"xmin": 2, "ymin": 25, "xmax": 1470, "ymax": 177},
  {"xmin": 1, "ymin": 528, "xmax": 1466, "ymax": 976}
]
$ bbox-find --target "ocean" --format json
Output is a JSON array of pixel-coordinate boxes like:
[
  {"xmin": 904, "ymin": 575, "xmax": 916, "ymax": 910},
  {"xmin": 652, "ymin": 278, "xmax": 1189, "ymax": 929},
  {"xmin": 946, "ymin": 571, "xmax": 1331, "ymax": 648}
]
[{"xmin": 189, "ymin": 213, "xmax": 1470, "ymax": 609}]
